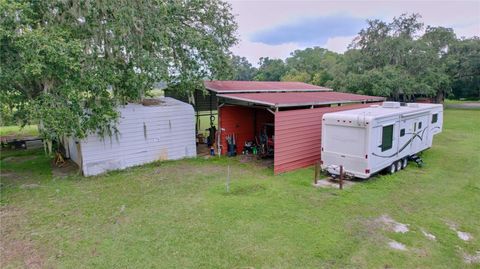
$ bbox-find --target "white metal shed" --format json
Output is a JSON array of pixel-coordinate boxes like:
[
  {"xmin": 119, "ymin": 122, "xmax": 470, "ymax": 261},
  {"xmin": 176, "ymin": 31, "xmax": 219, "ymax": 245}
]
[{"xmin": 65, "ymin": 97, "xmax": 196, "ymax": 176}]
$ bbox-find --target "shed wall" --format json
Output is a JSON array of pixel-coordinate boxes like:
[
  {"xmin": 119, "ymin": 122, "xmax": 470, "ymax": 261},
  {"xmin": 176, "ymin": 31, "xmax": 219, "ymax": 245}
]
[
  {"xmin": 219, "ymin": 105, "xmax": 273, "ymax": 155},
  {"xmin": 274, "ymin": 103, "xmax": 380, "ymax": 174},
  {"xmin": 79, "ymin": 99, "xmax": 196, "ymax": 176},
  {"xmin": 67, "ymin": 138, "xmax": 81, "ymax": 166}
]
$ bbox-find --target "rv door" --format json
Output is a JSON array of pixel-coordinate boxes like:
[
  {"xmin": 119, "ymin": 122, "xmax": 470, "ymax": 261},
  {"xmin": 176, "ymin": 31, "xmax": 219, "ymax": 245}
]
[{"xmin": 410, "ymin": 115, "xmax": 430, "ymax": 152}]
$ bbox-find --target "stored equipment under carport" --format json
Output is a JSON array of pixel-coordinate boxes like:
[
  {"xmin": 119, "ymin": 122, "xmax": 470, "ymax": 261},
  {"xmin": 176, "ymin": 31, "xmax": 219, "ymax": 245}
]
[{"xmin": 321, "ymin": 102, "xmax": 443, "ymax": 179}]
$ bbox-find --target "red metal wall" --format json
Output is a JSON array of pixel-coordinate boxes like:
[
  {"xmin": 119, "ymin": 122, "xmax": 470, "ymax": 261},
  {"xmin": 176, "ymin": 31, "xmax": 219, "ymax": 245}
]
[
  {"xmin": 274, "ymin": 103, "xmax": 380, "ymax": 174},
  {"xmin": 219, "ymin": 105, "xmax": 273, "ymax": 155}
]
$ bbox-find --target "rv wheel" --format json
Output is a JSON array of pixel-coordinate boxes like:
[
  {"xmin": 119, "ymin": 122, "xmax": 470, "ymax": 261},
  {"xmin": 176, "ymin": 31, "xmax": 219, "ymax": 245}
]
[
  {"xmin": 389, "ymin": 163, "xmax": 396, "ymax": 174},
  {"xmin": 396, "ymin": 160, "xmax": 403, "ymax": 171},
  {"xmin": 402, "ymin": 158, "xmax": 408, "ymax": 169}
]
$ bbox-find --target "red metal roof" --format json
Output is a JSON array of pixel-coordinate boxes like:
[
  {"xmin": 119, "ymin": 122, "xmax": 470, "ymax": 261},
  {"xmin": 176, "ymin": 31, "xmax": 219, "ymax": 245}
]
[
  {"xmin": 204, "ymin": 80, "xmax": 331, "ymax": 93},
  {"xmin": 217, "ymin": 91, "xmax": 385, "ymax": 108}
]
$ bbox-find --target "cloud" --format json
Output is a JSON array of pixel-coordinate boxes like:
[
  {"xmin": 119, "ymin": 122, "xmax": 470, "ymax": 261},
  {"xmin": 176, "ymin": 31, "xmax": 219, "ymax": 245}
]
[
  {"xmin": 228, "ymin": 1, "xmax": 480, "ymax": 65},
  {"xmin": 324, "ymin": 35, "xmax": 356, "ymax": 53},
  {"xmin": 250, "ymin": 15, "xmax": 366, "ymax": 46},
  {"xmin": 453, "ymin": 22, "xmax": 480, "ymax": 38},
  {"xmin": 231, "ymin": 40, "xmax": 300, "ymax": 66}
]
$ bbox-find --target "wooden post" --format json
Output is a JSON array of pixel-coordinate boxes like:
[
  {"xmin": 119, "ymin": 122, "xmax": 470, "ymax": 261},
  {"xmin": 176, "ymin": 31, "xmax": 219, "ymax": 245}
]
[
  {"xmin": 339, "ymin": 165, "xmax": 344, "ymax": 190},
  {"xmin": 314, "ymin": 161, "xmax": 320, "ymax": 184}
]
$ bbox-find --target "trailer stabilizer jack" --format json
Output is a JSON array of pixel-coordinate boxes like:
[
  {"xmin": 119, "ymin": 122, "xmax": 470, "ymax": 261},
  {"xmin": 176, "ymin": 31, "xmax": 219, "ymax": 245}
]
[{"xmin": 409, "ymin": 155, "xmax": 424, "ymax": 167}]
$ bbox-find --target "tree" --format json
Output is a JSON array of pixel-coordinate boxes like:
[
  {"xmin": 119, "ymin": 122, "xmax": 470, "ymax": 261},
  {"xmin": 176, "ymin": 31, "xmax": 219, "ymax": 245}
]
[
  {"xmin": 420, "ymin": 26, "xmax": 457, "ymax": 102},
  {"xmin": 448, "ymin": 37, "xmax": 480, "ymax": 99},
  {"xmin": 228, "ymin": 55, "xmax": 257, "ymax": 80},
  {"xmin": 338, "ymin": 13, "xmax": 467, "ymax": 102},
  {"xmin": 254, "ymin": 57, "xmax": 287, "ymax": 81},
  {"xmin": 0, "ymin": 0, "xmax": 237, "ymax": 145},
  {"xmin": 281, "ymin": 70, "xmax": 311, "ymax": 82},
  {"xmin": 282, "ymin": 47, "xmax": 342, "ymax": 86}
]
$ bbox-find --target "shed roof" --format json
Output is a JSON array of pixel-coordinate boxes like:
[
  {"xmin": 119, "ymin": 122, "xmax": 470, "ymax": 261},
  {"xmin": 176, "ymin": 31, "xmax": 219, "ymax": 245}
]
[
  {"xmin": 204, "ymin": 80, "xmax": 331, "ymax": 93},
  {"xmin": 217, "ymin": 92, "xmax": 385, "ymax": 108}
]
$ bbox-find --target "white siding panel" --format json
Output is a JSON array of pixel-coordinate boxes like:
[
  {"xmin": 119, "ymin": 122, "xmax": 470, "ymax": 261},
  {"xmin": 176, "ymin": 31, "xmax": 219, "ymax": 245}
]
[
  {"xmin": 79, "ymin": 97, "xmax": 196, "ymax": 176},
  {"xmin": 67, "ymin": 137, "xmax": 81, "ymax": 166}
]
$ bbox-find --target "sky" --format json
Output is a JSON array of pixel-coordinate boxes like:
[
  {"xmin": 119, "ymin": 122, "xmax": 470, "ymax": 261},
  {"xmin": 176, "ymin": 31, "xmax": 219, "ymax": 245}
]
[{"xmin": 227, "ymin": 0, "xmax": 480, "ymax": 66}]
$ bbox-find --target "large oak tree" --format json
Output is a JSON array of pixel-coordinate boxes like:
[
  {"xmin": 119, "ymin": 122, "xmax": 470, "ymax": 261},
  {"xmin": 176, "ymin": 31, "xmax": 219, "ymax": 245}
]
[{"xmin": 1, "ymin": 0, "xmax": 237, "ymax": 144}]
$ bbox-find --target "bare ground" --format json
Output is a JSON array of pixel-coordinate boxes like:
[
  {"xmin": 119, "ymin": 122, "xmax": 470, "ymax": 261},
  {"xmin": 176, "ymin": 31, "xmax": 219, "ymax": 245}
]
[{"xmin": 0, "ymin": 206, "xmax": 46, "ymax": 269}]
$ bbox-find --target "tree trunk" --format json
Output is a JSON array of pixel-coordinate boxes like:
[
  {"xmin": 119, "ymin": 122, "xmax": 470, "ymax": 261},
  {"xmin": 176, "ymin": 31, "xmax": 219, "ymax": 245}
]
[{"xmin": 435, "ymin": 90, "xmax": 444, "ymax": 104}]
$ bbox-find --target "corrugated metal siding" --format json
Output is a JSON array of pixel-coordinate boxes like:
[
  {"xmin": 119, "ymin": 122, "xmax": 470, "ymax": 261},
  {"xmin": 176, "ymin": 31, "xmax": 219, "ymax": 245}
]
[
  {"xmin": 218, "ymin": 105, "xmax": 273, "ymax": 155},
  {"xmin": 274, "ymin": 103, "xmax": 380, "ymax": 174},
  {"xmin": 79, "ymin": 98, "xmax": 196, "ymax": 176},
  {"xmin": 67, "ymin": 138, "xmax": 80, "ymax": 165},
  {"xmin": 205, "ymin": 80, "xmax": 330, "ymax": 93},
  {"xmin": 217, "ymin": 91, "xmax": 385, "ymax": 107},
  {"xmin": 219, "ymin": 105, "xmax": 254, "ymax": 155}
]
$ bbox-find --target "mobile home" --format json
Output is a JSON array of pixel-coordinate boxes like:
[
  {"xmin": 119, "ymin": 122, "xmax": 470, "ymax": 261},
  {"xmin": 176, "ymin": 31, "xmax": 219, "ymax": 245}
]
[
  {"xmin": 64, "ymin": 97, "xmax": 196, "ymax": 176},
  {"xmin": 321, "ymin": 102, "xmax": 443, "ymax": 179}
]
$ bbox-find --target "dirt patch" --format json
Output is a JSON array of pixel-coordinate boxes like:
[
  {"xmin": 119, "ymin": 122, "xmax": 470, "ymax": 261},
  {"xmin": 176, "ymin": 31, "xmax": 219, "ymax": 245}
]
[
  {"xmin": 457, "ymin": 231, "xmax": 473, "ymax": 241},
  {"xmin": 52, "ymin": 159, "xmax": 79, "ymax": 177},
  {"xmin": 0, "ymin": 171, "xmax": 22, "ymax": 181},
  {"xmin": 375, "ymin": 215, "xmax": 410, "ymax": 233},
  {"xmin": 463, "ymin": 250, "xmax": 480, "ymax": 264},
  {"xmin": 360, "ymin": 215, "xmax": 412, "ymax": 252},
  {"xmin": 150, "ymin": 162, "xmax": 226, "ymax": 179},
  {"xmin": 421, "ymin": 229, "xmax": 436, "ymax": 241},
  {"xmin": 20, "ymin": 184, "xmax": 41, "ymax": 189},
  {"xmin": 0, "ymin": 171, "xmax": 40, "ymax": 187},
  {"xmin": 228, "ymin": 183, "xmax": 266, "ymax": 195},
  {"xmin": 447, "ymin": 221, "xmax": 473, "ymax": 241},
  {"xmin": 0, "ymin": 206, "xmax": 46, "ymax": 269},
  {"xmin": 2, "ymin": 155, "xmax": 37, "ymax": 163},
  {"xmin": 313, "ymin": 177, "xmax": 356, "ymax": 189},
  {"xmin": 238, "ymin": 155, "xmax": 273, "ymax": 169},
  {"xmin": 388, "ymin": 240, "xmax": 407, "ymax": 251},
  {"xmin": 0, "ymin": 240, "xmax": 45, "ymax": 269}
]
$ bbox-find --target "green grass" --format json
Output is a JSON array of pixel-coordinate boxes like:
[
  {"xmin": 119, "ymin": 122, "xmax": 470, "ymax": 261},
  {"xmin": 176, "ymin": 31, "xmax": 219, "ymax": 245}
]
[
  {"xmin": 0, "ymin": 125, "xmax": 38, "ymax": 138},
  {"xmin": 445, "ymin": 99, "xmax": 479, "ymax": 104},
  {"xmin": 1, "ymin": 109, "xmax": 479, "ymax": 268}
]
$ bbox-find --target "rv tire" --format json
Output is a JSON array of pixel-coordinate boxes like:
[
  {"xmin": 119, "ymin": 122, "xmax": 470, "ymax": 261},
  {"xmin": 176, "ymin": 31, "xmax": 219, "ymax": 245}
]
[
  {"xmin": 402, "ymin": 158, "xmax": 408, "ymax": 169},
  {"xmin": 389, "ymin": 163, "xmax": 396, "ymax": 174},
  {"xmin": 396, "ymin": 160, "xmax": 403, "ymax": 171}
]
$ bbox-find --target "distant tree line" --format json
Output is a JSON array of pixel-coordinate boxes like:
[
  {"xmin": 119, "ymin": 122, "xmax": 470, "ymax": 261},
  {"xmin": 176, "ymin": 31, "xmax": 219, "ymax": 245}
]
[{"xmin": 226, "ymin": 14, "xmax": 480, "ymax": 101}]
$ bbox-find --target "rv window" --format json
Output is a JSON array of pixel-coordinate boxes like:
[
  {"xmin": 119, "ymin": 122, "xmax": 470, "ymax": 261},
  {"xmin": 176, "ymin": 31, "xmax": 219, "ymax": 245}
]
[
  {"xmin": 418, "ymin": 122, "xmax": 422, "ymax": 129},
  {"xmin": 400, "ymin": 129, "xmax": 405, "ymax": 137},
  {"xmin": 432, "ymin": 114, "xmax": 438, "ymax": 123},
  {"xmin": 381, "ymin": 125, "xmax": 394, "ymax": 152}
]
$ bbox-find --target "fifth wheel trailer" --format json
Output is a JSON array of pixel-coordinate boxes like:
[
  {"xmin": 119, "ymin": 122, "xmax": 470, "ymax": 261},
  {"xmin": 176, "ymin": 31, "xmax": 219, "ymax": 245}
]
[{"xmin": 321, "ymin": 102, "xmax": 443, "ymax": 179}]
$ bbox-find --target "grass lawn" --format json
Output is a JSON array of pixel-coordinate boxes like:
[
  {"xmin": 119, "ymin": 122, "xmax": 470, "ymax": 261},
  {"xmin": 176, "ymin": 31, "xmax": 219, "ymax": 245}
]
[
  {"xmin": 1, "ymin": 109, "xmax": 479, "ymax": 268},
  {"xmin": 0, "ymin": 125, "xmax": 38, "ymax": 138},
  {"xmin": 444, "ymin": 99, "xmax": 480, "ymax": 104}
]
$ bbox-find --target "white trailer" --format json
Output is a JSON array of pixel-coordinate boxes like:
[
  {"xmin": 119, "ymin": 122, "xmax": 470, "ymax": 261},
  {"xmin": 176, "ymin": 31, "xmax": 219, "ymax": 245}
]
[
  {"xmin": 321, "ymin": 102, "xmax": 443, "ymax": 179},
  {"xmin": 64, "ymin": 97, "xmax": 196, "ymax": 176}
]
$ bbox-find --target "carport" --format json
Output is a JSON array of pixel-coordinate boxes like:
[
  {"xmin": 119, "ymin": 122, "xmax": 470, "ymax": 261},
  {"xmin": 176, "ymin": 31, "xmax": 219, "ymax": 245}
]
[{"xmin": 216, "ymin": 90, "xmax": 385, "ymax": 174}]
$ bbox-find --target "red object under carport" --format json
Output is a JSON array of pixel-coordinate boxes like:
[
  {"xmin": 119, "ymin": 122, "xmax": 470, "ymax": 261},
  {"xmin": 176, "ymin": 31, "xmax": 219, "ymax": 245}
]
[{"xmin": 217, "ymin": 90, "xmax": 385, "ymax": 174}]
